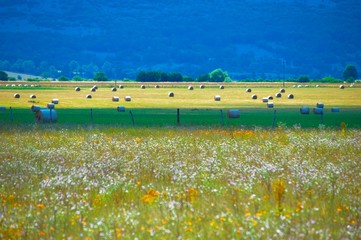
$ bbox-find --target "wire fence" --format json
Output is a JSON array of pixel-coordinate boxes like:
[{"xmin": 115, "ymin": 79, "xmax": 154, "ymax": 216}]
[{"xmin": 0, "ymin": 106, "xmax": 360, "ymax": 128}]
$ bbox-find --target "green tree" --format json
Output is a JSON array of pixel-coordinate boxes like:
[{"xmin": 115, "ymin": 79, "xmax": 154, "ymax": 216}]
[
  {"xmin": 167, "ymin": 72, "xmax": 183, "ymax": 82},
  {"xmin": 0, "ymin": 71, "xmax": 8, "ymax": 81},
  {"xmin": 94, "ymin": 72, "xmax": 108, "ymax": 81},
  {"xmin": 73, "ymin": 75, "xmax": 82, "ymax": 81},
  {"xmin": 136, "ymin": 71, "xmax": 160, "ymax": 82},
  {"xmin": 182, "ymin": 76, "xmax": 194, "ymax": 82},
  {"xmin": 343, "ymin": 65, "xmax": 358, "ymax": 82},
  {"xmin": 320, "ymin": 76, "xmax": 340, "ymax": 83},
  {"xmin": 298, "ymin": 75, "xmax": 310, "ymax": 83},
  {"xmin": 197, "ymin": 74, "xmax": 210, "ymax": 82},
  {"xmin": 209, "ymin": 68, "xmax": 231, "ymax": 82},
  {"xmin": 58, "ymin": 76, "xmax": 69, "ymax": 81}
]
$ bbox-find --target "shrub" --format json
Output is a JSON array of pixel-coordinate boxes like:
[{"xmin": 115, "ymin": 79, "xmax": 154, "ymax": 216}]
[
  {"xmin": 209, "ymin": 68, "xmax": 231, "ymax": 82},
  {"xmin": 93, "ymin": 72, "xmax": 108, "ymax": 81},
  {"xmin": 343, "ymin": 65, "xmax": 358, "ymax": 82},
  {"xmin": 318, "ymin": 76, "xmax": 341, "ymax": 83},
  {"xmin": 73, "ymin": 75, "xmax": 82, "ymax": 81},
  {"xmin": 58, "ymin": 76, "xmax": 69, "ymax": 81},
  {"xmin": 182, "ymin": 76, "xmax": 194, "ymax": 82}
]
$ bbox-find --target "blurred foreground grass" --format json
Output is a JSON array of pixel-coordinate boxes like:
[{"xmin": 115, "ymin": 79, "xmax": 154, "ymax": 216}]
[{"xmin": 0, "ymin": 127, "xmax": 360, "ymax": 239}]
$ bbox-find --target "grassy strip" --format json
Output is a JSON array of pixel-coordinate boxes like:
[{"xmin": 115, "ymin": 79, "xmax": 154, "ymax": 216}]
[{"xmin": 1, "ymin": 107, "xmax": 360, "ymax": 128}]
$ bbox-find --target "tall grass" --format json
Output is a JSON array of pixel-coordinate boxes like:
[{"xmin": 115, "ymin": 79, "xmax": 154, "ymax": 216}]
[{"xmin": 0, "ymin": 126, "xmax": 360, "ymax": 239}]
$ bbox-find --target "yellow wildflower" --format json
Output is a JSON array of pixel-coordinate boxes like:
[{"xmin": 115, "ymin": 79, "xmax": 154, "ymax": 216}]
[{"xmin": 142, "ymin": 189, "xmax": 159, "ymax": 203}]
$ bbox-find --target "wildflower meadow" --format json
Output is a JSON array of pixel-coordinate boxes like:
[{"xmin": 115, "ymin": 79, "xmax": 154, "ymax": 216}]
[{"xmin": 0, "ymin": 126, "xmax": 360, "ymax": 239}]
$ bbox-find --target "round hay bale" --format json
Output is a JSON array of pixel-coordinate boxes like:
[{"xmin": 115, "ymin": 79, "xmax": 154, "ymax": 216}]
[
  {"xmin": 267, "ymin": 96, "xmax": 273, "ymax": 100},
  {"xmin": 280, "ymin": 88, "xmax": 286, "ymax": 93},
  {"xmin": 288, "ymin": 94, "xmax": 294, "ymax": 99},
  {"xmin": 214, "ymin": 95, "xmax": 221, "ymax": 101},
  {"xmin": 117, "ymin": 106, "xmax": 125, "ymax": 112},
  {"xmin": 300, "ymin": 106, "xmax": 310, "ymax": 114},
  {"xmin": 219, "ymin": 85, "xmax": 224, "ymax": 89},
  {"xmin": 200, "ymin": 84, "xmax": 205, "ymax": 89},
  {"xmin": 227, "ymin": 109, "xmax": 240, "ymax": 118},
  {"xmin": 86, "ymin": 94, "xmax": 92, "ymax": 99},
  {"xmin": 35, "ymin": 109, "xmax": 57, "ymax": 123},
  {"xmin": 52, "ymin": 99, "xmax": 59, "ymax": 104},
  {"xmin": 75, "ymin": 87, "xmax": 81, "ymax": 91},
  {"xmin": 251, "ymin": 94, "xmax": 257, "ymax": 100},
  {"xmin": 112, "ymin": 96, "xmax": 119, "ymax": 102},
  {"xmin": 315, "ymin": 85, "xmax": 319, "ymax": 88},
  {"xmin": 316, "ymin": 102, "xmax": 324, "ymax": 108},
  {"xmin": 245, "ymin": 88, "xmax": 252, "ymax": 93},
  {"xmin": 331, "ymin": 107, "xmax": 340, "ymax": 112},
  {"xmin": 188, "ymin": 86, "xmax": 194, "ymax": 90},
  {"xmin": 339, "ymin": 85, "xmax": 345, "ymax": 89},
  {"xmin": 119, "ymin": 85, "xmax": 124, "ymax": 89},
  {"xmin": 275, "ymin": 92, "xmax": 282, "ymax": 98},
  {"xmin": 155, "ymin": 85, "xmax": 160, "ymax": 88},
  {"xmin": 6, "ymin": 84, "xmax": 10, "ymax": 87},
  {"xmin": 168, "ymin": 92, "xmax": 174, "ymax": 97},
  {"xmin": 14, "ymin": 93, "xmax": 20, "ymax": 98},
  {"xmin": 262, "ymin": 97, "xmax": 269, "ymax": 103},
  {"xmin": 47, "ymin": 103, "xmax": 55, "ymax": 109},
  {"xmin": 112, "ymin": 87, "xmax": 117, "ymax": 92},
  {"xmin": 31, "ymin": 105, "xmax": 41, "ymax": 112},
  {"xmin": 124, "ymin": 96, "xmax": 132, "ymax": 101},
  {"xmin": 297, "ymin": 85, "xmax": 302, "ymax": 88},
  {"xmin": 140, "ymin": 85, "xmax": 146, "ymax": 89},
  {"xmin": 90, "ymin": 87, "xmax": 96, "ymax": 92},
  {"xmin": 313, "ymin": 107, "xmax": 323, "ymax": 114},
  {"xmin": 93, "ymin": 85, "xmax": 98, "ymax": 90},
  {"xmin": 30, "ymin": 94, "xmax": 36, "ymax": 99},
  {"xmin": 0, "ymin": 106, "xmax": 6, "ymax": 111},
  {"xmin": 267, "ymin": 102, "xmax": 274, "ymax": 108}
]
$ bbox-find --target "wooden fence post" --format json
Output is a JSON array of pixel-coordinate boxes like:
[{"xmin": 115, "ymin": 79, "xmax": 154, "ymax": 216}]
[
  {"xmin": 220, "ymin": 109, "xmax": 224, "ymax": 126},
  {"xmin": 129, "ymin": 110, "xmax": 135, "ymax": 127},
  {"xmin": 177, "ymin": 108, "xmax": 180, "ymax": 126}
]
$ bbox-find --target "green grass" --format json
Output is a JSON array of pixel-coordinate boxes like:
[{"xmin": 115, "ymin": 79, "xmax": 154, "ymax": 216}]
[{"xmin": 1, "ymin": 107, "xmax": 361, "ymax": 128}]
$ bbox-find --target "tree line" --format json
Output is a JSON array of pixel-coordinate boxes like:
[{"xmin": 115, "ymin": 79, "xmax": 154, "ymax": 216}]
[{"xmin": 0, "ymin": 63, "xmax": 358, "ymax": 83}]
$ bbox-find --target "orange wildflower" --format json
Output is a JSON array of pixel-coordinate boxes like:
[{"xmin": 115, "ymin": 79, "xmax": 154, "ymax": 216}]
[{"xmin": 142, "ymin": 189, "xmax": 159, "ymax": 203}]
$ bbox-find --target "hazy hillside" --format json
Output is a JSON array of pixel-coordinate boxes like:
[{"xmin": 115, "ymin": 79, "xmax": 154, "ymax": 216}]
[{"xmin": 0, "ymin": 0, "xmax": 360, "ymax": 79}]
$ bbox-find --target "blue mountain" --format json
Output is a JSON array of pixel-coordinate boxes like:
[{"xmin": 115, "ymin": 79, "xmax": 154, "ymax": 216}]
[{"xmin": 0, "ymin": 0, "xmax": 360, "ymax": 79}]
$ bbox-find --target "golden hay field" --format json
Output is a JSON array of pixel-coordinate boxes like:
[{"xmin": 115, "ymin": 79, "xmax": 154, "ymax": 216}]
[{"xmin": 1, "ymin": 82, "xmax": 360, "ymax": 109}]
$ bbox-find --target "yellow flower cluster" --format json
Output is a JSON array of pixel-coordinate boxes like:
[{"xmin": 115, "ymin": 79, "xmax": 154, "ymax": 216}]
[{"xmin": 142, "ymin": 189, "xmax": 160, "ymax": 203}]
